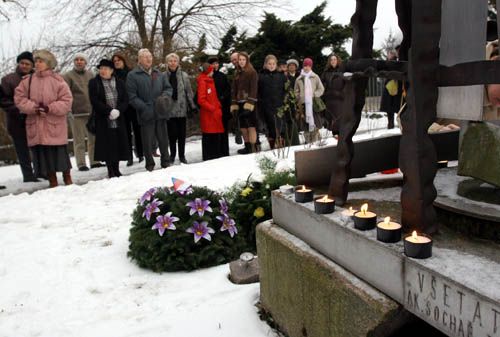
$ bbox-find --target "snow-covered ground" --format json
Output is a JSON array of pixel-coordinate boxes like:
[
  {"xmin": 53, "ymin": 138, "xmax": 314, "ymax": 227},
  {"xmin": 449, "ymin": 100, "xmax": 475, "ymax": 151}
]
[{"xmin": 0, "ymin": 117, "xmax": 399, "ymax": 337}]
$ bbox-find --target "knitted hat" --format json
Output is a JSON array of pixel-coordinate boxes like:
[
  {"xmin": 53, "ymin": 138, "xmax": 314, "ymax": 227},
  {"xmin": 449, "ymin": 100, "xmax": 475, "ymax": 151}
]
[
  {"xmin": 286, "ymin": 58, "xmax": 299, "ymax": 67},
  {"xmin": 16, "ymin": 51, "xmax": 34, "ymax": 65},
  {"xmin": 303, "ymin": 58, "xmax": 313, "ymax": 67},
  {"xmin": 97, "ymin": 59, "xmax": 114, "ymax": 69},
  {"xmin": 74, "ymin": 52, "xmax": 88, "ymax": 63},
  {"xmin": 33, "ymin": 50, "xmax": 58, "ymax": 69}
]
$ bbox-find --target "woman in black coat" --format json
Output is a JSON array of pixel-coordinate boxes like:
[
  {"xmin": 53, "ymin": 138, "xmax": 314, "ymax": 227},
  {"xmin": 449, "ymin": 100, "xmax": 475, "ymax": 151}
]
[
  {"xmin": 258, "ymin": 54, "xmax": 287, "ymax": 149},
  {"xmin": 321, "ymin": 54, "xmax": 345, "ymax": 136},
  {"xmin": 88, "ymin": 59, "xmax": 129, "ymax": 178},
  {"xmin": 112, "ymin": 53, "xmax": 143, "ymax": 165}
]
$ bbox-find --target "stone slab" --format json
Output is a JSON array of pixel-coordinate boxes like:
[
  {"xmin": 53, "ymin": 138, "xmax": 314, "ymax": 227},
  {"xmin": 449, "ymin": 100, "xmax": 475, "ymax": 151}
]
[
  {"xmin": 295, "ymin": 130, "xmax": 459, "ymax": 187},
  {"xmin": 271, "ymin": 191, "xmax": 500, "ymax": 337},
  {"xmin": 437, "ymin": 0, "xmax": 487, "ymax": 121},
  {"xmin": 435, "ymin": 167, "xmax": 500, "ymax": 223},
  {"xmin": 458, "ymin": 121, "xmax": 500, "ymax": 188},
  {"xmin": 257, "ymin": 221, "xmax": 407, "ymax": 337}
]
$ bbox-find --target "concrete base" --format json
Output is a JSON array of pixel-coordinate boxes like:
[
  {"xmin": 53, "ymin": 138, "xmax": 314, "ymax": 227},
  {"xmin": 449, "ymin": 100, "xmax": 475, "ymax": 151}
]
[
  {"xmin": 257, "ymin": 221, "xmax": 408, "ymax": 337},
  {"xmin": 270, "ymin": 191, "xmax": 500, "ymax": 337}
]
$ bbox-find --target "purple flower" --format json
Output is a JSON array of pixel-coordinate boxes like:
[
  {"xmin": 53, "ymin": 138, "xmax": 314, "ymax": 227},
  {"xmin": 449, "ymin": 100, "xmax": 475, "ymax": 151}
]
[
  {"xmin": 152, "ymin": 212, "xmax": 179, "ymax": 236},
  {"xmin": 186, "ymin": 198, "xmax": 212, "ymax": 217},
  {"xmin": 140, "ymin": 188, "xmax": 157, "ymax": 205},
  {"xmin": 217, "ymin": 215, "xmax": 237, "ymax": 238},
  {"xmin": 219, "ymin": 198, "xmax": 229, "ymax": 215},
  {"xmin": 142, "ymin": 198, "xmax": 163, "ymax": 221},
  {"xmin": 186, "ymin": 221, "xmax": 215, "ymax": 243}
]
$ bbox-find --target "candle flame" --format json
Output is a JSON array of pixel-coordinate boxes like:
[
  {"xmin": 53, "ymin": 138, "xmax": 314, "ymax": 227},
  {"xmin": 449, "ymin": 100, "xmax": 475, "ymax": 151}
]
[
  {"xmin": 361, "ymin": 203, "xmax": 368, "ymax": 214},
  {"xmin": 412, "ymin": 231, "xmax": 418, "ymax": 241},
  {"xmin": 384, "ymin": 217, "xmax": 391, "ymax": 225},
  {"xmin": 301, "ymin": 185, "xmax": 306, "ymax": 191},
  {"xmin": 320, "ymin": 195, "xmax": 329, "ymax": 202}
]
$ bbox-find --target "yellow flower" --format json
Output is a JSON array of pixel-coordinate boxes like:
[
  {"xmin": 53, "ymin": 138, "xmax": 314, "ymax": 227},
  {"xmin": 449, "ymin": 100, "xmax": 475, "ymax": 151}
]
[
  {"xmin": 254, "ymin": 207, "xmax": 265, "ymax": 218},
  {"xmin": 240, "ymin": 187, "xmax": 253, "ymax": 197}
]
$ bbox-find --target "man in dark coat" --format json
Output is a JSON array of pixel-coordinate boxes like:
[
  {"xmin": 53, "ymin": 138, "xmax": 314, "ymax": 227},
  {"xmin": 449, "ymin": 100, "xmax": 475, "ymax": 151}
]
[
  {"xmin": 126, "ymin": 48, "xmax": 173, "ymax": 171},
  {"xmin": 208, "ymin": 56, "xmax": 231, "ymax": 156},
  {"xmin": 0, "ymin": 51, "xmax": 38, "ymax": 182}
]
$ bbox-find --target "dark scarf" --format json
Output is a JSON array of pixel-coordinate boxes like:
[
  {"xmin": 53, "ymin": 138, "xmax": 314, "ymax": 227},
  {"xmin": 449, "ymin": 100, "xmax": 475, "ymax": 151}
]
[
  {"xmin": 114, "ymin": 67, "xmax": 129, "ymax": 82},
  {"xmin": 169, "ymin": 68, "xmax": 178, "ymax": 101}
]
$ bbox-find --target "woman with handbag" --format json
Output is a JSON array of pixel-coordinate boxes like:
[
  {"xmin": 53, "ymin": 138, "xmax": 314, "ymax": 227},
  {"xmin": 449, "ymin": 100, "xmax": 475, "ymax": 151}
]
[
  {"xmin": 88, "ymin": 59, "xmax": 129, "ymax": 178},
  {"xmin": 165, "ymin": 53, "xmax": 196, "ymax": 164},
  {"xmin": 230, "ymin": 52, "xmax": 259, "ymax": 154},
  {"xmin": 295, "ymin": 58, "xmax": 325, "ymax": 132},
  {"xmin": 14, "ymin": 49, "xmax": 73, "ymax": 188}
]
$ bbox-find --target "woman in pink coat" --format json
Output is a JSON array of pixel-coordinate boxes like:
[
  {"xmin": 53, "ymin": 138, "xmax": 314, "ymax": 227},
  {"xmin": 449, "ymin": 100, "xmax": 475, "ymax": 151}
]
[{"xmin": 14, "ymin": 50, "xmax": 74, "ymax": 188}]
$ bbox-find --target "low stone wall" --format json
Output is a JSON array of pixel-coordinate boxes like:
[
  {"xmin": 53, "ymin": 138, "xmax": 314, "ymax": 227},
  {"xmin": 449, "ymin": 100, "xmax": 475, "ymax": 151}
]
[{"xmin": 257, "ymin": 221, "xmax": 409, "ymax": 337}]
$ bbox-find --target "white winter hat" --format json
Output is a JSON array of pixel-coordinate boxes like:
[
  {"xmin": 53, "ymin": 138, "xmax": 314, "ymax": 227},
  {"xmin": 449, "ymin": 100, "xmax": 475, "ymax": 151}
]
[{"xmin": 74, "ymin": 52, "xmax": 88, "ymax": 63}]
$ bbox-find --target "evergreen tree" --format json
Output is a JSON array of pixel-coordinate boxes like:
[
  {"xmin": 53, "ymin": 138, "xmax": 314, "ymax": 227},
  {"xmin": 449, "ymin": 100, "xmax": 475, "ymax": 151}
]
[{"xmin": 228, "ymin": 1, "xmax": 351, "ymax": 73}]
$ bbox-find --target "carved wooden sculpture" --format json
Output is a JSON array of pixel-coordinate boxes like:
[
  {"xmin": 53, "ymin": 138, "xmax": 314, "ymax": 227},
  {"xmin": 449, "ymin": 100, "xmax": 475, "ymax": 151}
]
[{"xmin": 329, "ymin": 0, "xmax": 499, "ymax": 234}]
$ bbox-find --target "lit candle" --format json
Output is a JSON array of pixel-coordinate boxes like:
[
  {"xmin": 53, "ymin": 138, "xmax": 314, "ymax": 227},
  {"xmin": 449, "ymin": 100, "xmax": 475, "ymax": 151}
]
[
  {"xmin": 437, "ymin": 160, "xmax": 448, "ymax": 169},
  {"xmin": 294, "ymin": 185, "xmax": 314, "ymax": 203},
  {"xmin": 342, "ymin": 206, "xmax": 357, "ymax": 217},
  {"xmin": 353, "ymin": 203, "xmax": 377, "ymax": 230},
  {"xmin": 376, "ymin": 216, "xmax": 402, "ymax": 243},
  {"xmin": 279, "ymin": 184, "xmax": 294, "ymax": 194},
  {"xmin": 314, "ymin": 195, "xmax": 335, "ymax": 214},
  {"xmin": 405, "ymin": 231, "xmax": 431, "ymax": 244},
  {"xmin": 404, "ymin": 231, "xmax": 433, "ymax": 259}
]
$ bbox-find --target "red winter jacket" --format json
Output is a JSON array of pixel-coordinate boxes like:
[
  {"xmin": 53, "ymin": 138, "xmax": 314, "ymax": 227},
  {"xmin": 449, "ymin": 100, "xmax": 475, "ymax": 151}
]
[{"xmin": 197, "ymin": 73, "xmax": 224, "ymax": 134}]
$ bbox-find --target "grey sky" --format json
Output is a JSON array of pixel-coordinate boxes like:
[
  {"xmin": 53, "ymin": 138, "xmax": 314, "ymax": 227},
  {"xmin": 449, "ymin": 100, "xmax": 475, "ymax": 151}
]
[{"xmin": 0, "ymin": 0, "xmax": 400, "ymax": 60}]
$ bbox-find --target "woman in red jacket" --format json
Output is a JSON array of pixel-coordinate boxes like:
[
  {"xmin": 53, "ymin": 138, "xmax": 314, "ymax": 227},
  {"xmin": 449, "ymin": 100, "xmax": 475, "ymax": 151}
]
[{"xmin": 197, "ymin": 64, "xmax": 225, "ymax": 161}]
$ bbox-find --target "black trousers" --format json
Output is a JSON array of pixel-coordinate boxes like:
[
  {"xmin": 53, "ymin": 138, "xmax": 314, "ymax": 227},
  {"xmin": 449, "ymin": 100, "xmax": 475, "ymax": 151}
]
[
  {"xmin": 125, "ymin": 108, "xmax": 143, "ymax": 159},
  {"xmin": 11, "ymin": 133, "xmax": 35, "ymax": 180},
  {"xmin": 202, "ymin": 133, "xmax": 225, "ymax": 161},
  {"xmin": 167, "ymin": 117, "xmax": 186, "ymax": 159},
  {"xmin": 140, "ymin": 120, "xmax": 169, "ymax": 168}
]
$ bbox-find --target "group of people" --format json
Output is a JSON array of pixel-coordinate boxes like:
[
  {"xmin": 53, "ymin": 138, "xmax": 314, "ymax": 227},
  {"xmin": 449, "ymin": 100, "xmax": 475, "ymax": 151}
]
[{"xmin": 0, "ymin": 47, "xmax": 361, "ymax": 189}]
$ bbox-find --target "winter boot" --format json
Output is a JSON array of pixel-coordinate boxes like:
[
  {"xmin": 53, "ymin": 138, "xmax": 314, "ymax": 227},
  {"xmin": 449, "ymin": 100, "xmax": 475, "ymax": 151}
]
[
  {"xmin": 63, "ymin": 170, "xmax": 73, "ymax": 185},
  {"xmin": 48, "ymin": 172, "xmax": 58, "ymax": 188},
  {"xmin": 237, "ymin": 142, "xmax": 250, "ymax": 155},
  {"xmin": 268, "ymin": 139, "xmax": 275, "ymax": 150},
  {"xmin": 249, "ymin": 143, "xmax": 257, "ymax": 153}
]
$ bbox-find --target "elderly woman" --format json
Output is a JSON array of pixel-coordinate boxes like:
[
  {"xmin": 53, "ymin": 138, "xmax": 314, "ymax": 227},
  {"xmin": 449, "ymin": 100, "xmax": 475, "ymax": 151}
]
[
  {"xmin": 88, "ymin": 59, "xmax": 129, "ymax": 178},
  {"xmin": 14, "ymin": 49, "xmax": 73, "ymax": 188},
  {"xmin": 165, "ymin": 53, "xmax": 196, "ymax": 164}
]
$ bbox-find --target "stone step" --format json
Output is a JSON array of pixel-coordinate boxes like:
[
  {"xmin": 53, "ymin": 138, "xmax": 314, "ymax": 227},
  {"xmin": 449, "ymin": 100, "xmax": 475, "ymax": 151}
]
[{"xmin": 271, "ymin": 191, "xmax": 500, "ymax": 337}]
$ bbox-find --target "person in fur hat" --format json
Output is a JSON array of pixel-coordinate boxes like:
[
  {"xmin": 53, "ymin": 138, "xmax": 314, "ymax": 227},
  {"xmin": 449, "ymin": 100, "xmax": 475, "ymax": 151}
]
[
  {"xmin": 63, "ymin": 52, "xmax": 100, "ymax": 171},
  {"xmin": 14, "ymin": 50, "xmax": 74, "ymax": 188},
  {"xmin": 0, "ymin": 51, "xmax": 38, "ymax": 182}
]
